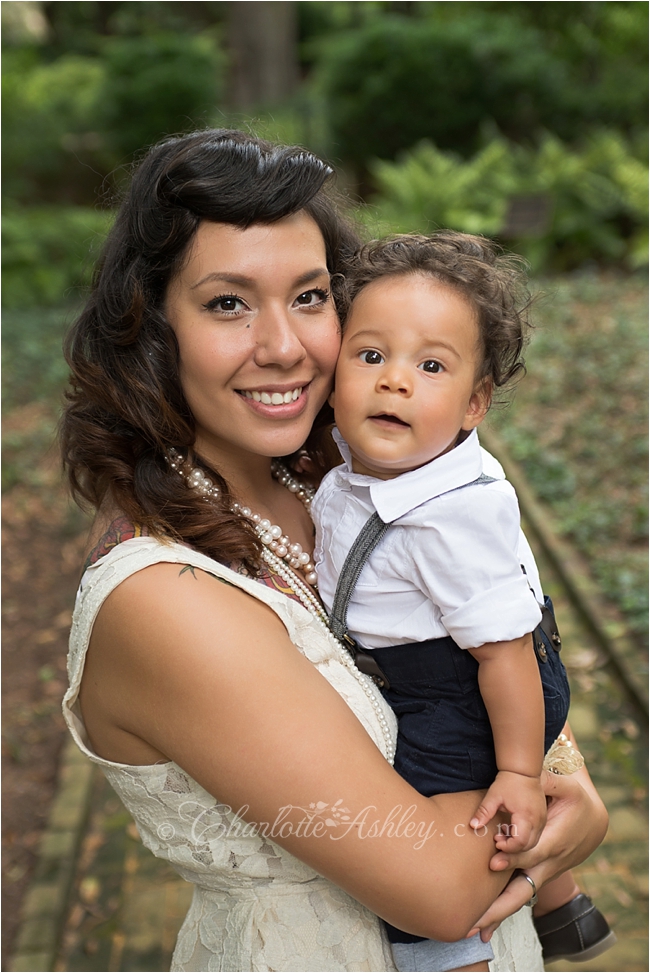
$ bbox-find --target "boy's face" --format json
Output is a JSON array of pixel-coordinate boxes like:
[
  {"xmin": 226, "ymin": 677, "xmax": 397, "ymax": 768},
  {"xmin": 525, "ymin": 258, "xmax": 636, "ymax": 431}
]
[{"xmin": 331, "ymin": 273, "xmax": 490, "ymax": 479}]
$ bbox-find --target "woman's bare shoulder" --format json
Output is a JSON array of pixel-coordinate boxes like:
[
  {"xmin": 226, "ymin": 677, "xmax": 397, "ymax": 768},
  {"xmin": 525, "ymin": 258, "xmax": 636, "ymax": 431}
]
[{"xmin": 80, "ymin": 557, "xmax": 289, "ymax": 762}]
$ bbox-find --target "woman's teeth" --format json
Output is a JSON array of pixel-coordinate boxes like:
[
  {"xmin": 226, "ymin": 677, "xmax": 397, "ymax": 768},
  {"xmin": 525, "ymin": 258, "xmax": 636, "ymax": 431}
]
[{"xmin": 243, "ymin": 387, "xmax": 303, "ymax": 405}]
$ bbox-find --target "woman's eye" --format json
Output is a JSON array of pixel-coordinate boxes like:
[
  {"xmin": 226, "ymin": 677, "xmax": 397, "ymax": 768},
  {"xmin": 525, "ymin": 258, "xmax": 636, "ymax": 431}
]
[
  {"xmin": 419, "ymin": 360, "xmax": 443, "ymax": 374},
  {"xmin": 359, "ymin": 350, "xmax": 384, "ymax": 365},
  {"xmin": 294, "ymin": 288, "xmax": 330, "ymax": 308},
  {"xmin": 203, "ymin": 294, "xmax": 247, "ymax": 314}
]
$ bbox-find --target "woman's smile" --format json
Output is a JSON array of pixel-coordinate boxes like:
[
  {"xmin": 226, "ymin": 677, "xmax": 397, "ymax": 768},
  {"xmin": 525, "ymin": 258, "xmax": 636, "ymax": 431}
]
[{"xmin": 238, "ymin": 382, "xmax": 308, "ymax": 415}]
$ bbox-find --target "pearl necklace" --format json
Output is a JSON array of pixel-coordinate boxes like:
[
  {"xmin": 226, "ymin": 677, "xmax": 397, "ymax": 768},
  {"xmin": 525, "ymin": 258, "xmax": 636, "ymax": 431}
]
[
  {"xmin": 166, "ymin": 448, "xmax": 395, "ymax": 761},
  {"xmin": 167, "ymin": 450, "xmax": 318, "ymax": 585}
]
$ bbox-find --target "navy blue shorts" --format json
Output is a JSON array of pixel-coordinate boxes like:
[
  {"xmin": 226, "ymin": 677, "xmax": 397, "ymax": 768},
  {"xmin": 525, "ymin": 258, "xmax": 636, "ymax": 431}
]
[
  {"xmin": 371, "ymin": 596, "xmax": 570, "ymax": 797},
  {"xmin": 371, "ymin": 596, "xmax": 570, "ymax": 947}
]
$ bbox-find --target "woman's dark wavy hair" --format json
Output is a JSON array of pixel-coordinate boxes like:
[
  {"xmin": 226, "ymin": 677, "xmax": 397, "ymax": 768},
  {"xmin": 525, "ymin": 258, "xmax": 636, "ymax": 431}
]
[
  {"xmin": 61, "ymin": 129, "xmax": 359, "ymax": 569},
  {"xmin": 341, "ymin": 231, "xmax": 532, "ymax": 400}
]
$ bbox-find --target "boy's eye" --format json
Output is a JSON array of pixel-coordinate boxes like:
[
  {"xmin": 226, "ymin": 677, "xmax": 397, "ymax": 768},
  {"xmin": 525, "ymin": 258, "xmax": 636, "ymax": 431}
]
[
  {"xmin": 359, "ymin": 350, "xmax": 384, "ymax": 365},
  {"xmin": 419, "ymin": 360, "xmax": 443, "ymax": 374}
]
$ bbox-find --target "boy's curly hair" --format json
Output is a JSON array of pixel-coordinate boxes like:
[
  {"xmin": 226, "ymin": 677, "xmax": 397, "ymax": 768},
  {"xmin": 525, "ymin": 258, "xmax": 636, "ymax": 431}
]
[{"xmin": 340, "ymin": 231, "xmax": 533, "ymax": 398}]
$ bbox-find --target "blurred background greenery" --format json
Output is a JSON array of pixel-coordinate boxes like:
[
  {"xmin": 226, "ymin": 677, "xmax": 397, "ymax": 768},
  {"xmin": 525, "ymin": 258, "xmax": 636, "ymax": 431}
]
[{"xmin": 2, "ymin": 0, "xmax": 647, "ymax": 636}]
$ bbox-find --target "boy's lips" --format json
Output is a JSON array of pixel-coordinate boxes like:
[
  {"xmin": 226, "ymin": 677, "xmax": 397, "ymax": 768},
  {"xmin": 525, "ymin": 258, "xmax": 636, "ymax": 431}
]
[{"xmin": 370, "ymin": 413, "xmax": 410, "ymax": 427}]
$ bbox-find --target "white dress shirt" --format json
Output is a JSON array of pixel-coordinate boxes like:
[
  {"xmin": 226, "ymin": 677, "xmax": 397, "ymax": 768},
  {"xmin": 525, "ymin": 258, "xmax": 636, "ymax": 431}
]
[{"xmin": 312, "ymin": 429, "xmax": 543, "ymax": 650}]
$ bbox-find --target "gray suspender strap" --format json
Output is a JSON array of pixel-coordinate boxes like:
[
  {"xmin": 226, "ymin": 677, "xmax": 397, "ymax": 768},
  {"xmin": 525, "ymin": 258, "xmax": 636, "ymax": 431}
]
[
  {"xmin": 327, "ymin": 472, "xmax": 499, "ymax": 689},
  {"xmin": 329, "ymin": 512, "xmax": 393, "ymax": 688}
]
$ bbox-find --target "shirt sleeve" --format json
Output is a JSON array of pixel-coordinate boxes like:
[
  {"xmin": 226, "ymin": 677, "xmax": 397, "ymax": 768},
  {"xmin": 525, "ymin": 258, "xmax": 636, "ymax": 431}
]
[{"xmin": 406, "ymin": 481, "xmax": 542, "ymax": 649}]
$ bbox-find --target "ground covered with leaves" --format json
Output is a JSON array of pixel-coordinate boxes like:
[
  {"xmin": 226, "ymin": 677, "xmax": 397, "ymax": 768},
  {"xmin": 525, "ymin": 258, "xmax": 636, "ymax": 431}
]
[
  {"xmin": 2, "ymin": 303, "xmax": 91, "ymax": 965},
  {"xmin": 488, "ymin": 271, "xmax": 648, "ymax": 646}
]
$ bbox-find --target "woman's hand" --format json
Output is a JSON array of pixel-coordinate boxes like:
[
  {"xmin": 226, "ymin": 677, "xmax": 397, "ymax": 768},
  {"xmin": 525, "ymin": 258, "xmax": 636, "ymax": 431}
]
[
  {"xmin": 466, "ymin": 869, "xmax": 544, "ymax": 942},
  {"xmin": 468, "ymin": 762, "xmax": 608, "ymax": 941}
]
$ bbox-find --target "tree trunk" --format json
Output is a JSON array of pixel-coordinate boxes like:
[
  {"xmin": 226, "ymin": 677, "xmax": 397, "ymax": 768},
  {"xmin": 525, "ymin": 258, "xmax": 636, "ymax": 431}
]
[{"xmin": 228, "ymin": 1, "xmax": 299, "ymax": 108}]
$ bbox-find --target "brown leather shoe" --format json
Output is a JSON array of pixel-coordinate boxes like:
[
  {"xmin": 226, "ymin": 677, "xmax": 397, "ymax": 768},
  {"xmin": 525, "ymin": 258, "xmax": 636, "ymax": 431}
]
[{"xmin": 534, "ymin": 893, "xmax": 617, "ymax": 963}]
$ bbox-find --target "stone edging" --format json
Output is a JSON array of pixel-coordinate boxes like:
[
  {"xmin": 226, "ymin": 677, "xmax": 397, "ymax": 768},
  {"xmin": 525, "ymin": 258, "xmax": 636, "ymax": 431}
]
[
  {"xmin": 481, "ymin": 425, "xmax": 649, "ymax": 719},
  {"xmin": 8, "ymin": 736, "xmax": 95, "ymax": 972}
]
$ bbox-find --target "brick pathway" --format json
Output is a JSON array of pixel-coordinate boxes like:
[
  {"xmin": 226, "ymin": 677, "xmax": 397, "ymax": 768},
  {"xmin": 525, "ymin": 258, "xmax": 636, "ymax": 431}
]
[{"xmin": 10, "ymin": 535, "xmax": 648, "ymax": 972}]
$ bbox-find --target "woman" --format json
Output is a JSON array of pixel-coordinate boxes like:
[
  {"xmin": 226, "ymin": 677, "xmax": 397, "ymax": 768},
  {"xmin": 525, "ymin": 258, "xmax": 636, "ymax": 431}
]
[{"xmin": 61, "ymin": 129, "xmax": 607, "ymax": 972}]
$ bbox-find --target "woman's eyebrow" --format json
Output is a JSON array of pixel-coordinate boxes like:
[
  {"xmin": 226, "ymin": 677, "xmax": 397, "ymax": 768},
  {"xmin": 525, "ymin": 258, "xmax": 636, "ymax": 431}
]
[
  {"xmin": 294, "ymin": 268, "xmax": 331, "ymax": 287},
  {"xmin": 191, "ymin": 272, "xmax": 254, "ymax": 290},
  {"xmin": 191, "ymin": 268, "xmax": 329, "ymax": 290}
]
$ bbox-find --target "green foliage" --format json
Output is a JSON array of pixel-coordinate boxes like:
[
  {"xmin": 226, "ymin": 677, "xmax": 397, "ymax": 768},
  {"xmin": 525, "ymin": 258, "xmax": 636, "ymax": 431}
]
[
  {"xmin": 315, "ymin": 4, "xmax": 648, "ymax": 169},
  {"xmin": 2, "ymin": 48, "xmax": 107, "ymax": 201},
  {"xmin": 2, "ymin": 206, "xmax": 113, "ymax": 309},
  {"xmin": 38, "ymin": 2, "xmax": 225, "ymax": 57},
  {"xmin": 317, "ymin": 16, "xmax": 540, "ymax": 165},
  {"xmin": 99, "ymin": 31, "xmax": 225, "ymax": 161},
  {"xmin": 2, "ymin": 29, "xmax": 225, "ymax": 202},
  {"xmin": 2, "ymin": 305, "xmax": 75, "ymax": 410},
  {"xmin": 362, "ymin": 133, "xmax": 648, "ymax": 272},
  {"xmin": 2, "ymin": 305, "xmax": 76, "ymax": 492},
  {"xmin": 488, "ymin": 273, "xmax": 648, "ymax": 641}
]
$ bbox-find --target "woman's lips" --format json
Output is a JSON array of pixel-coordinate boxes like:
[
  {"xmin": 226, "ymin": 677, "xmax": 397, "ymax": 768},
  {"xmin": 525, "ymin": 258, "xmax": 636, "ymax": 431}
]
[{"xmin": 237, "ymin": 384, "xmax": 309, "ymax": 417}]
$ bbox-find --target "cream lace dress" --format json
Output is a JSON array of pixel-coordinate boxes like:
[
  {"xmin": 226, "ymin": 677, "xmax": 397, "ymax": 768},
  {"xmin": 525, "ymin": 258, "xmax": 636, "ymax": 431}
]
[{"xmin": 63, "ymin": 537, "xmax": 543, "ymax": 972}]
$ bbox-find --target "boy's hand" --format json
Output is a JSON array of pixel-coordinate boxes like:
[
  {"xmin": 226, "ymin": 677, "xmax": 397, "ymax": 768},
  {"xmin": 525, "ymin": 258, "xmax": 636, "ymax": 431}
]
[{"xmin": 470, "ymin": 770, "xmax": 547, "ymax": 852}]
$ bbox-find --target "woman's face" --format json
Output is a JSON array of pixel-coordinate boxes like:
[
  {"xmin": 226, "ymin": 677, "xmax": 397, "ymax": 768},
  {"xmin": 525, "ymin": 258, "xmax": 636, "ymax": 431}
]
[{"xmin": 165, "ymin": 212, "xmax": 340, "ymax": 468}]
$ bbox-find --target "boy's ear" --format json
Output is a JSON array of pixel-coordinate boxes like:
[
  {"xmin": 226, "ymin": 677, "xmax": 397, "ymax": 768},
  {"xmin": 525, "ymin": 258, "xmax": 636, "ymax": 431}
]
[
  {"xmin": 462, "ymin": 379, "xmax": 492, "ymax": 431},
  {"xmin": 328, "ymin": 389, "xmax": 336, "ymax": 409}
]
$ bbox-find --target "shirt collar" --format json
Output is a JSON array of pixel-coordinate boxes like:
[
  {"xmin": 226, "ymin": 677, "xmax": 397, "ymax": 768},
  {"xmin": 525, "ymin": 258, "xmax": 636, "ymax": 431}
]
[{"xmin": 332, "ymin": 427, "xmax": 485, "ymax": 523}]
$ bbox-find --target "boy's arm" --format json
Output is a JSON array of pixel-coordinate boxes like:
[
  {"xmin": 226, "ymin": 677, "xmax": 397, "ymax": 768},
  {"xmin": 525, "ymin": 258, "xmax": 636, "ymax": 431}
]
[{"xmin": 467, "ymin": 635, "xmax": 547, "ymax": 850}]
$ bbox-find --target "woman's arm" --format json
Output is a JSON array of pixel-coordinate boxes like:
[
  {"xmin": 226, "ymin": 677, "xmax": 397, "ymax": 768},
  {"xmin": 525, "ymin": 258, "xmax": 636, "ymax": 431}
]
[{"xmin": 80, "ymin": 562, "xmax": 510, "ymax": 942}]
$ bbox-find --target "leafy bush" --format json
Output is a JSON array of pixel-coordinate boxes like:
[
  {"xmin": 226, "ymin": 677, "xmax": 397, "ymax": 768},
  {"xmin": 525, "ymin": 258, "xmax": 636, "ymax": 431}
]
[
  {"xmin": 317, "ymin": 15, "xmax": 563, "ymax": 167},
  {"xmin": 2, "ymin": 31, "xmax": 225, "ymax": 202},
  {"xmin": 2, "ymin": 206, "xmax": 113, "ymax": 309},
  {"xmin": 315, "ymin": 5, "xmax": 648, "ymax": 170},
  {"xmin": 362, "ymin": 133, "xmax": 648, "ymax": 272},
  {"xmin": 2, "ymin": 49, "xmax": 107, "ymax": 201},
  {"xmin": 99, "ymin": 31, "xmax": 225, "ymax": 161}
]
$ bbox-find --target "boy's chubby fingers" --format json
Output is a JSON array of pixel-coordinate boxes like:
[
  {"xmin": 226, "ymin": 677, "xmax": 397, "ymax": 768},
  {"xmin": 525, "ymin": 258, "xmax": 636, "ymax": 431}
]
[
  {"xmin": 495, "ymin": 826, "xmax": 535, "ymax": 853},
  {"xmin": 511, "ymin": 804, "xmax": 547, "ymax": 851},
  {"xmin": 493, "ymin": 814, "xmax": 532, "ymax": 851},
  {"xmin": 469, "ymin": 793, "xmax": 502, "ymax": 830},
  {"xmin": 528, "ymin": 817, "xmax": 546, "ymax": 848},
  {"xmin": 494, "ymin": 831, "xmax": 527, "ymax": 853}
]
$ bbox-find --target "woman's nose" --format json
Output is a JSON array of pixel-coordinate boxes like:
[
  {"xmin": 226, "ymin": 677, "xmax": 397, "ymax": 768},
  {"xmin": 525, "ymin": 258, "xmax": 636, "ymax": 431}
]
[
  {"xmin": 253, "ymin": 306, "xmax": 306, "ymax": 368},
  {"xmin": 377, "ymin": 363, "xmax": 412, "ymax": 395}
]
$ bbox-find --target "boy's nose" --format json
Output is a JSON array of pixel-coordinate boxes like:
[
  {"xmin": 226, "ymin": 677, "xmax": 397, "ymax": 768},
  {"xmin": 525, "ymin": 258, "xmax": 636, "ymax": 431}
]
[{"xmin": 377, "ymin": 364, "xmax": 412, "ymax": 395}]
